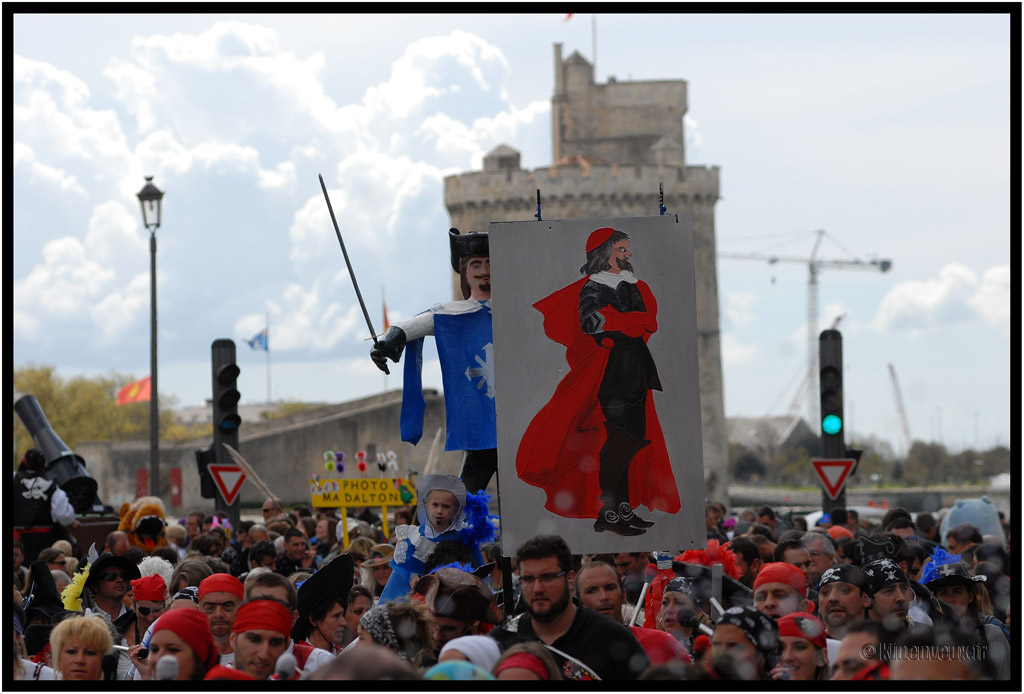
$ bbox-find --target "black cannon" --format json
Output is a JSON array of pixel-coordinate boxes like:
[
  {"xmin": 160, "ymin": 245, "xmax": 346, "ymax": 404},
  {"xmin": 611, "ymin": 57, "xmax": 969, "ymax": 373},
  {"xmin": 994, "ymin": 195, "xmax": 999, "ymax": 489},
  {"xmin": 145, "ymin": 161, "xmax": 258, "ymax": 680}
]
[{"xmin": 14, "ymin": 394, "xmax": 104, "ymax": 514}]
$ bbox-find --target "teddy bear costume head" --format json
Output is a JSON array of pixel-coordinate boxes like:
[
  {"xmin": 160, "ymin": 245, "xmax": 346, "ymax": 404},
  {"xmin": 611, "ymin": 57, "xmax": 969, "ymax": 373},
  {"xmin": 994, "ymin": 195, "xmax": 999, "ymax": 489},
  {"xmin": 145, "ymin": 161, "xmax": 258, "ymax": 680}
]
[
  {"xmin": 938, "ymin": 496, "xmax": 1006, "ymax": 548},
  {"xmin": 117, "ymin": 495, "xmax": 169, "ymax": 551}
]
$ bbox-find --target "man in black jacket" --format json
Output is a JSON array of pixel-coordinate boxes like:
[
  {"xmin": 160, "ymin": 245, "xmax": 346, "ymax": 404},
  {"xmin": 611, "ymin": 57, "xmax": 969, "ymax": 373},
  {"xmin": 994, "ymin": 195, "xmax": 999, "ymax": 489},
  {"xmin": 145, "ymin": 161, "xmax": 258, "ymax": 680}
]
[{"xmin": 487, "ymin": 534, "xmax": 650, "ymax": 680}]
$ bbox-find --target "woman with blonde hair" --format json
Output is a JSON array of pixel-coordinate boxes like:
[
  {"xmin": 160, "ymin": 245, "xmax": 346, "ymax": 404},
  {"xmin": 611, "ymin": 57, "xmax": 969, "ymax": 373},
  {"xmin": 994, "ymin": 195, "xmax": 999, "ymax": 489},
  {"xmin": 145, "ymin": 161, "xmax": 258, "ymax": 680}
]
[{"xmin": 49, "ymin": 614, "xmax": 113, "ymax": 680}]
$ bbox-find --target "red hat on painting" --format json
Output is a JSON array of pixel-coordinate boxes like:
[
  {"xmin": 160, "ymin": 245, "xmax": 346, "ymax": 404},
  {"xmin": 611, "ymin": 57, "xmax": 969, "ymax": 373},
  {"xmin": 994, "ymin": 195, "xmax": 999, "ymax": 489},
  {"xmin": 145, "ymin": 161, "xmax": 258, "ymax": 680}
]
[{"xmin": 585, "ymin": 227, "xmax": 617, "ymax": 253}]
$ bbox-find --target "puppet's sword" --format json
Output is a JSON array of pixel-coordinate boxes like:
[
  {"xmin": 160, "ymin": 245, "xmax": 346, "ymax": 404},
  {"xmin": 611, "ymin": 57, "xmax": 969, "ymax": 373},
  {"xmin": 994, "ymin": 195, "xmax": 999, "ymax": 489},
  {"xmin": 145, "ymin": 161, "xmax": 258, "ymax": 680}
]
[{"xmin": 318, "ymin": 173, "xmax": 388, "ymax": 374}]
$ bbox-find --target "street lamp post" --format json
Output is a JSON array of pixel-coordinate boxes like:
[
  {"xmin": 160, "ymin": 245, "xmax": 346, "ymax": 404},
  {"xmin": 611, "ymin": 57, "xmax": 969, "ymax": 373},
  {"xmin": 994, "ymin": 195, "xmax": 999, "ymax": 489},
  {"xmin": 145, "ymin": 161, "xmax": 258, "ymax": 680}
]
[{"xmin": 137, "ymin": 176, "xmax": 164, "ymax": 497}]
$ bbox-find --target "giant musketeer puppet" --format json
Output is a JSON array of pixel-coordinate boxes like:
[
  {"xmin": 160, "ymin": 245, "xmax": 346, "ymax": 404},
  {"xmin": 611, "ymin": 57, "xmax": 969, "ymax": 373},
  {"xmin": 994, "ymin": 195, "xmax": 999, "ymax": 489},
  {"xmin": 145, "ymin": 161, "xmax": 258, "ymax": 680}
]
[
  {"xmin": 370, "ymin": 229, "xmax": 497, "ymax": 493},
  {"xmin": 516, "ymin": 227, "xmax": 681, "ymax": 537}
]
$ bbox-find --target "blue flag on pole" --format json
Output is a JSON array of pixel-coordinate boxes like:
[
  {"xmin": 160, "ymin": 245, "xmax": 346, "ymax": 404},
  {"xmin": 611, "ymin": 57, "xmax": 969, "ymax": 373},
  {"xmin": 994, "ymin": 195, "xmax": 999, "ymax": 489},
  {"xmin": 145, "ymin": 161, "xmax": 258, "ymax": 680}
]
[
  {"xmin": 248, "ymin": 328, "xmax": 268, "ymax": 351},
  {"xmin": 400, "ymin": 303, "xmax": 495, "ymax": 451}
]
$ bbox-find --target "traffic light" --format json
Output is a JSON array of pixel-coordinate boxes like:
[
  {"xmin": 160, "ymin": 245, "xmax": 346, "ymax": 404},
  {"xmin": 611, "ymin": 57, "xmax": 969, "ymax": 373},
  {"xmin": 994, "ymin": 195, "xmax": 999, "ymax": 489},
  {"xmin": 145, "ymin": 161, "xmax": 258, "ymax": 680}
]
[
  {"xmin": 819, "ymin": 329, "xmax": 844, "ymax": 458},
  {"xmin": 195, "ymin": 446, "xmax": 216, "ymax": 499},
  {"xmin": 211, "ymin": 339, "xmax": 241, "ymax": 461}
]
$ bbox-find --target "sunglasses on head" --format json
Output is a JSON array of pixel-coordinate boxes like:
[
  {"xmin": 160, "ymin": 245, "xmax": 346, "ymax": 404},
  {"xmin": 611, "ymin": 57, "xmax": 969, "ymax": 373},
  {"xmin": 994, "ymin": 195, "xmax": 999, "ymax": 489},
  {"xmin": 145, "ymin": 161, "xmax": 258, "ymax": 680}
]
[{"xmin": 135, "ymin": 605, "xmax": 165, "ymax": 617}]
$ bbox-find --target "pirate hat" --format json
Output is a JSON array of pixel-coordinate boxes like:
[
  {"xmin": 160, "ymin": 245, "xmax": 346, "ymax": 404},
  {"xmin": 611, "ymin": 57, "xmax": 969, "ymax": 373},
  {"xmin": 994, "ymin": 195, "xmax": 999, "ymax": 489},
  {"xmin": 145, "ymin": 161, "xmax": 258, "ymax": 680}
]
[
  {"xmin": 362, "ymin": 544, "xmax": 395, "ymax": 569},
  {"xmin": 671, "ymin": 560, "xmax": 753, "ymax": 610},
  {"xmin": 449, "ymin": 227, "xmax": 489, "ymax": 273},
  {"xmin": 23, "ymin": 609, "xmax": 79, "ymax": 656},
  {"xmin": 295, "ymin": 553, "xmax": 355, "ymax": 622},
  {"xmin": 23, "ymin": 560, "xmax": 65, "ymax": 624},
  {"xmin": 86, "ymin": 553, "xmax": 141, "ymax": 589}
]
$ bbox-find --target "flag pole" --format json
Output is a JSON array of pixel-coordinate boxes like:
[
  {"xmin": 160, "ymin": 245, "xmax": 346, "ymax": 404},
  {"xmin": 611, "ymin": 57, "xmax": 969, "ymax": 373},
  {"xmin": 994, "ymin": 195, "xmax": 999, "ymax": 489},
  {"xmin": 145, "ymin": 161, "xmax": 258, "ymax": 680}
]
[
  {"xmin": 381, "ymin": 286, "xmax": 387, "ymax": 394},
  {"xmin": 265, "ymin": 313, "xmax": 271, "ymax": 405}
]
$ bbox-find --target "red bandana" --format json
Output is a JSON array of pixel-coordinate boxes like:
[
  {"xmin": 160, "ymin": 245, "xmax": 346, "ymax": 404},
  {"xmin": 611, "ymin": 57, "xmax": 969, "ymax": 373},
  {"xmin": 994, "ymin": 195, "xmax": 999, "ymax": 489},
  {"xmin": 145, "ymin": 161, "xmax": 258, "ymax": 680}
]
[
  {"xmin": 753, "ymin": 562, "xmax": 807, "ymax": 597},
  {"xmin": 197, "ymin": 573, "xmax": 244, "ymax": 601},
  {"xmin": 776, "ymin": 612, "xmax": 827, "ymax": 650},
  {"xmin": 495, "ymin": 652, "xmax": 550, "ymax": 680},
  {"xmin": 152, "ymin": 609, "xmax": 219, "ymax": 669},
  {"xmin": 130, "ymin": 574, "xmax": 167, "ymax": 602},
  {"xmin": 231, "ymin": 599, "xmax": 292, "ymax": 638}
]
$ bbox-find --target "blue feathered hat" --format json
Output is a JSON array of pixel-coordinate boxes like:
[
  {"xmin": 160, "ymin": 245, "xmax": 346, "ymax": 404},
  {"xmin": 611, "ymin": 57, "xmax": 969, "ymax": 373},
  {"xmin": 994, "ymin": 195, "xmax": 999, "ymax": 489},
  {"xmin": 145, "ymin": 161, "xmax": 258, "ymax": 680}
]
[{"xmin": 920, "ymin": 546, "xmax": 984, "ymax": 591}]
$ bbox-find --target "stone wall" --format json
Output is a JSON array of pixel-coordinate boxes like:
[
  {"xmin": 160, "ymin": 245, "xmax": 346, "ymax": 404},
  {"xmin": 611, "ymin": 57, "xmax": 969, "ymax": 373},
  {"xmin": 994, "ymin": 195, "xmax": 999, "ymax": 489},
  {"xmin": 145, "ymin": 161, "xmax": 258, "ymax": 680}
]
[{"xmin": 77, "ymin": 390, "xmax": 464, "ymax": 517}]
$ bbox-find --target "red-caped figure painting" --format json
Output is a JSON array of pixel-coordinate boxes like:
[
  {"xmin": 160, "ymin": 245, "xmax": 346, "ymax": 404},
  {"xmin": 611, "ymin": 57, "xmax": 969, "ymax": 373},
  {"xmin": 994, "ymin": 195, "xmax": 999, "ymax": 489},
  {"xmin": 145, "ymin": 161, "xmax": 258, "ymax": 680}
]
[
  {"xmin": 515, "ymin": 227, "xmax": 681, "ymax": 536},
  {"xmin": 491, "ymin": 215, "xmax": 705, "ymax": 555}
]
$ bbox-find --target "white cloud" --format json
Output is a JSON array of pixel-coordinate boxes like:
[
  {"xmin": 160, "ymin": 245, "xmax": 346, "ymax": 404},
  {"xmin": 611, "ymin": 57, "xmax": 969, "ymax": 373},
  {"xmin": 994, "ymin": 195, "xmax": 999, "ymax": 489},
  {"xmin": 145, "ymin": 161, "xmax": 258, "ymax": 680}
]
[
  {"xmin": 90, "ymin": 272, "xmax": 152, "ymax": 344},
  {"xmin": 724, "ymin": 290, "xmax": 756, "ymax": 327},
  {"xmin": 14, "ymin": 236, "xmax": 117, "ymax": 332},
  {"xmin": 12, "ymin": 142, "xmax": 87, "ymax": 195},
  {"xmin": 871, "ymin": 263, "xmax": 1009, "ymax": 335},
  {"xmin": 15, "ymin": 201, "xmax": 150, "ymax": 344},
  {"xmin": 721, "ymin": 333, "xmax": 757, "ymax": 366},
  {"xmin": 237, "ymin": 279, "xmax": 362, "ymax": 353},
  {"xmin": 684, "ymin": 113, "xmax": 704, "ymax": 148},
  {"xmin": 104, "ymin": 57, "xmax": 159, "ymax": 133},
  {"xmin": 14, "ymin": 55, "xmax": 133, "ymax": 175},
  {"xmin": 969, "ymin": 265, "xmax": 1010, "ymax": 336}
]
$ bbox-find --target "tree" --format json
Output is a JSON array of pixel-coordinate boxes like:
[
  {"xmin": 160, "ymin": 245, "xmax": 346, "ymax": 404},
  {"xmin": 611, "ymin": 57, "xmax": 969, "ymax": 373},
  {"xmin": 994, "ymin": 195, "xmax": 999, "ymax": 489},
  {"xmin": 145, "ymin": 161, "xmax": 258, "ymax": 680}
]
[{"xmin": 13, "ymin": 365, "xmax": 186, "ymax": 465}]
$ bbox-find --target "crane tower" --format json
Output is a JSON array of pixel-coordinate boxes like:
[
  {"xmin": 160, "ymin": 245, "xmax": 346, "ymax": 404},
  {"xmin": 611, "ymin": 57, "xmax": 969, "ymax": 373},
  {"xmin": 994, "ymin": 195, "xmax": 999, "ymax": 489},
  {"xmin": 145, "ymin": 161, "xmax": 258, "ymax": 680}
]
[{"xmin": 720, "ymin": 230, "xmax": 892, "ymax": 430}]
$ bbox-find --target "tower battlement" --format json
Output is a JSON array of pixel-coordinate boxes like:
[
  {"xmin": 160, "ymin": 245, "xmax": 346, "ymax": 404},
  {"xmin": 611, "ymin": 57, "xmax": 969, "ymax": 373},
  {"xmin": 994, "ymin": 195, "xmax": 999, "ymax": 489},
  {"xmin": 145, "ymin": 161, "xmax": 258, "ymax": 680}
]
[{"xmin": 442, "ymin": 44, "xmax": 731, "ymax": 505}]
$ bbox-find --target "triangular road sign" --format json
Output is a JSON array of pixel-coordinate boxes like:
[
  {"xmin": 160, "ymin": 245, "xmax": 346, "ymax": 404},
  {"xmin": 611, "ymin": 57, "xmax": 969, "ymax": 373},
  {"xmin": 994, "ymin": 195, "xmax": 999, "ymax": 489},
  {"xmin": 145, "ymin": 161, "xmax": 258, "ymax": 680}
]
[
  {"xmin": 811, "ymin": 459, "xmax": 856, "ymax": 500},
  {"xmin": 208, "ymin": 464, "xmax": 246, "ymax": 506}
]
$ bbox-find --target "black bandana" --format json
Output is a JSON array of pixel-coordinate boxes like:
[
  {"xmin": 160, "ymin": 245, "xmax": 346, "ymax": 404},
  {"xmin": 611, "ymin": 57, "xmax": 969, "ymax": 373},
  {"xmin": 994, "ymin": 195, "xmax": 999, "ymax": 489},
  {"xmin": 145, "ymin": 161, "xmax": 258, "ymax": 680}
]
[
  {"xmin": 817, "ymin": 564, "xmax": 868, "ymax": 592},
  {"xmin": 715, "ymin": 605, "xmax": 780, "ymax": 667},
  {"xmin": 862, "ymin": 559, "xmax": 908, "ymax": 596}
]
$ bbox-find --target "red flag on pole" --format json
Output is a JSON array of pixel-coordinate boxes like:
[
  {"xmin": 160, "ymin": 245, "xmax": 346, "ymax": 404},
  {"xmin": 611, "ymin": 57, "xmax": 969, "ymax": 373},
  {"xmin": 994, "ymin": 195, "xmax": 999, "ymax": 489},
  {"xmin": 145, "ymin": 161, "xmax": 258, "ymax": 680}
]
[
  {"xmin": 383, "ymin": 298, "xmax": 390, "ymax": 331},
  {"xmin": 116, "ymin": 376, "xmax": 151, "ymax": 405}
]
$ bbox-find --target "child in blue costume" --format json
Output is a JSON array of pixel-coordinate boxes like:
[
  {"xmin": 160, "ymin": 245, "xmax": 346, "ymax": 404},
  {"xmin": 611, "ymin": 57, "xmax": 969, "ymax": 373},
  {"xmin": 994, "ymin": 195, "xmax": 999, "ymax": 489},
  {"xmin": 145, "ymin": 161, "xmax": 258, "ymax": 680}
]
[{"xmin": 379, "ymin": 474, "xmax": 495, "ymax": 604}]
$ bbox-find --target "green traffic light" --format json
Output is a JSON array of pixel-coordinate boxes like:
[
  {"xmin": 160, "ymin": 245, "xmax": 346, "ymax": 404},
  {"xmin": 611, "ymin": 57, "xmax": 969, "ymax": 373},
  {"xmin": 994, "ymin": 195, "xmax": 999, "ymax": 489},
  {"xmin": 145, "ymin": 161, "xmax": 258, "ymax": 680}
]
[{"xmin": 822, "ymin": 414, "xmax": 842, "ymax": 435}]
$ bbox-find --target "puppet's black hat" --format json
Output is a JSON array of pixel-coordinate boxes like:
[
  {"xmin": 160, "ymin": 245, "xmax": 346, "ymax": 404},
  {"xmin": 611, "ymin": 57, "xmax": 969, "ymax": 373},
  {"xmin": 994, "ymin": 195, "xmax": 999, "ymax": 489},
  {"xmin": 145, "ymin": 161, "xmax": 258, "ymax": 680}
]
[{"xmin": 449, "ymin": 228, "xmax": 489, "ymax": 273}]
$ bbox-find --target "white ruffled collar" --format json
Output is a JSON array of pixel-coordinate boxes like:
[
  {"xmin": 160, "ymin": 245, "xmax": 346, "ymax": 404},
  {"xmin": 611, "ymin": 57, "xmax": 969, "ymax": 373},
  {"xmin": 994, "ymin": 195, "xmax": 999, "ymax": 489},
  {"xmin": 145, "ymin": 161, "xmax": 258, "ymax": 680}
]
[{"xmin": 588, "ymin": 270, "xmax": 637, "ymax": 288}]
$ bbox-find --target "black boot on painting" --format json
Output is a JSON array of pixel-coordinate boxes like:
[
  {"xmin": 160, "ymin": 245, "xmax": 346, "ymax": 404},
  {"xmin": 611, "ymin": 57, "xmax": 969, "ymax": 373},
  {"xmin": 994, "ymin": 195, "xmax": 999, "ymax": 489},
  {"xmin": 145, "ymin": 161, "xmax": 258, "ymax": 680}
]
[
  {"xmin": 618, "ymin": 502, "xmax": 654, "ymax": 529},
  {"xmin": 593, "ymin": 502, "xmax": 646, "ymax": 536}
]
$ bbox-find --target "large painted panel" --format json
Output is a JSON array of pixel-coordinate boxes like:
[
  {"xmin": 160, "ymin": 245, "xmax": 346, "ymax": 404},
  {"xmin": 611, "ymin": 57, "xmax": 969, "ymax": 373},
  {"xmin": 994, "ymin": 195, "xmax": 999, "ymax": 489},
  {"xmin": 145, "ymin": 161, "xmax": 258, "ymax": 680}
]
[{"xmin": 491, "ymin": 215, "xmax": 706, "ymax": 556}]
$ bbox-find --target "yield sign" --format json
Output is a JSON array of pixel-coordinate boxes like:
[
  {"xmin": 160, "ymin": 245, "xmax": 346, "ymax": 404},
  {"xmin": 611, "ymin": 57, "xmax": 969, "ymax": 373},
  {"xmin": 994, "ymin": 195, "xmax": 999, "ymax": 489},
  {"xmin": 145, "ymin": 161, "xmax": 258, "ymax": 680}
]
[
  {"xmin": 811, "ymin": 459, "xmax": 856, "ymax": 500},
  {"xmin": 208, "ymin": 464, "xmax": 246, "ymax": 505}
]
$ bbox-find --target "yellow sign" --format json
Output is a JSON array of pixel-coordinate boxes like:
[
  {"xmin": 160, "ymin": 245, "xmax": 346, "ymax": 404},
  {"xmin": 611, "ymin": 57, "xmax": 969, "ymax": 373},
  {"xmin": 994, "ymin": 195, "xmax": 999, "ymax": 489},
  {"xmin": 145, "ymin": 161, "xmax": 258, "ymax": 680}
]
[{"xmin": 310, "ymin": 477, "xmax": 417, "ymax": 509}]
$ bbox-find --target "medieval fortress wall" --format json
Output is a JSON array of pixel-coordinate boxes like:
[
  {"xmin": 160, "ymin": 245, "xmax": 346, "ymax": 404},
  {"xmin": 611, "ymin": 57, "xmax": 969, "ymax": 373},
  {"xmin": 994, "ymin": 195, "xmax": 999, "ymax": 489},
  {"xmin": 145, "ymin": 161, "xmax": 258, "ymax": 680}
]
[{"xmin": 444, "ymin": 45, "xmax": 730, "ymax": 504}]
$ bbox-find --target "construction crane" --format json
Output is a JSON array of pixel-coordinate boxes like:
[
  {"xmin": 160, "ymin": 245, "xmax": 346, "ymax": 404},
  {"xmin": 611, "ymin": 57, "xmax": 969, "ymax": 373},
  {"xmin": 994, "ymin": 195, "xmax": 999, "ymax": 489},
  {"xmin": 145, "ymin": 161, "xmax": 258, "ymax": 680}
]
[
  {"xmin": 888, "ymin": 363, "xmax": 913, "ymax": 454},
  {"xmin": 720, "ymin": 229, "xmax": 892, "ymax": 430}
]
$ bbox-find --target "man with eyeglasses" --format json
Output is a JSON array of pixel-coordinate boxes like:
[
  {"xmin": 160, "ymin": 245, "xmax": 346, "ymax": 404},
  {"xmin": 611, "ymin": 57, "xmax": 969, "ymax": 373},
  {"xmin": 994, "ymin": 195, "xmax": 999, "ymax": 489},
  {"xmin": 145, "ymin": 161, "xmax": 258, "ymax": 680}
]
[
  {"xmin": 488, "ymin": 534, "xmax": 650, "ymax": 680},
  {"xmin": 801, "ymin": 532, "xmax": 838, "ymax": 590},
  {"xmin": 198, "ymin": 573, "xmax": 246, "ymax": 666}
]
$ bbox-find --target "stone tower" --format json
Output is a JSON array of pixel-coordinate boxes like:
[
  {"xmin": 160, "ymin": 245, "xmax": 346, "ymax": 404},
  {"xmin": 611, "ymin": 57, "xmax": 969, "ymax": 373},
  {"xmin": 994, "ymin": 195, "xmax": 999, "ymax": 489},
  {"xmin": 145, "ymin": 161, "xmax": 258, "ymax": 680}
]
[{"xmin": 444, "ymin": 44, "xmax": 730, "ymax": 505}]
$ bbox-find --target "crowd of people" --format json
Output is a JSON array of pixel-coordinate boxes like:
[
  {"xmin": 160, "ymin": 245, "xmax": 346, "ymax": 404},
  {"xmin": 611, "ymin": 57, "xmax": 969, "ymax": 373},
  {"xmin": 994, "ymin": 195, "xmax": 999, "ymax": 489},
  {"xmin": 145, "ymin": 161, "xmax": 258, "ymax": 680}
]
[{"xmin": 13, "ymin": 474, "xmax": 1014, "ymax": 682}]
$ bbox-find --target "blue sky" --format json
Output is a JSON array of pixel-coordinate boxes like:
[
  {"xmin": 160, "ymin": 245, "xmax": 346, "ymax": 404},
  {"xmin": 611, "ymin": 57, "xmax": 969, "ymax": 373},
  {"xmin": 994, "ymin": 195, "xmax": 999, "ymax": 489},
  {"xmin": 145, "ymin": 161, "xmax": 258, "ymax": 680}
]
[{"xmin": 12, "ymin": 11, "xmax": 1012, "ymax": 455}]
